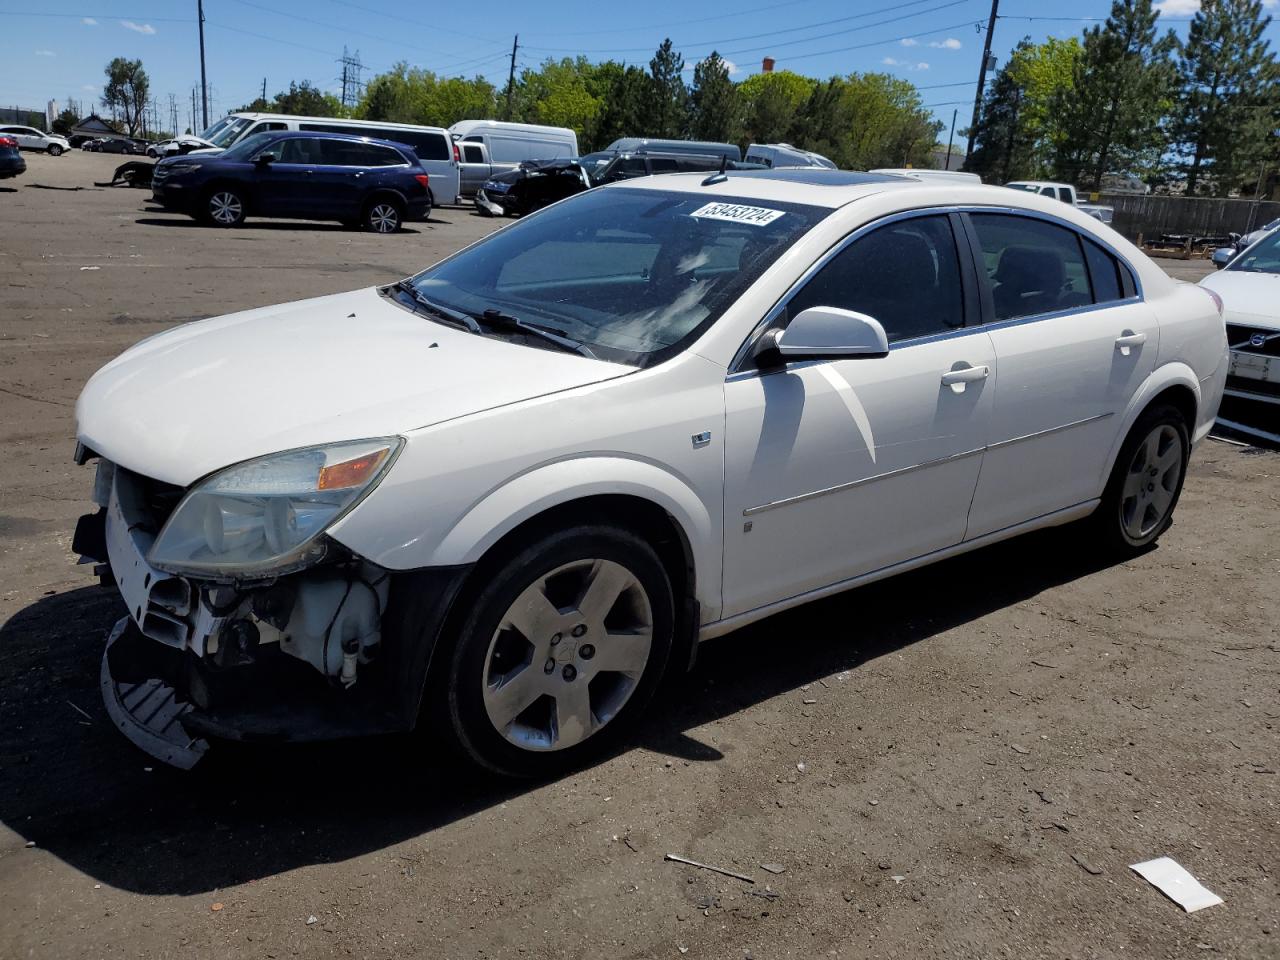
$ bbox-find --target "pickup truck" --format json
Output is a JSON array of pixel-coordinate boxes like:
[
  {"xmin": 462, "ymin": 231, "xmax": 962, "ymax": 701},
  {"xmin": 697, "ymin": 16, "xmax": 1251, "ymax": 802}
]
[
  {"xmin": 1005, "ymin": 180, "xmax": 1114, "ymax": 224},
  {"xmin": 457, "ymin": 141, "xmax": 516, "ymax": 199}
]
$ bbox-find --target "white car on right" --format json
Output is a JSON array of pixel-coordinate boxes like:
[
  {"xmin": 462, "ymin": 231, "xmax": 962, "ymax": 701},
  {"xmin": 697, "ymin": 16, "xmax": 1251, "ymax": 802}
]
[{"xmin": 1201, "ymin": 227, "xmax": 1280, "ymax": 410}]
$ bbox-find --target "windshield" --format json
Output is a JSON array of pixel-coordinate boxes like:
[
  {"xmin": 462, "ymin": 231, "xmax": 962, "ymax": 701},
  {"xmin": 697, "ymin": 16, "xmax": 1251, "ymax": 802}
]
[
  {"xmin": 578, "ymin": 151, "xmax": 616, "ymax": 184},
  {"xmin": 219, "ymin": 132, "xmax": 281, "ymax": 161},
  {"xmin": 204, "ymin": 116, "xmax": 254, "ymax": 148},
  {"xmin": 409, "ymin": 186, "xmax": 829, "ymax": 366},
  {"xmin": 1229, "ymin": 229, "xmax": 1280, "ymax": 274}
]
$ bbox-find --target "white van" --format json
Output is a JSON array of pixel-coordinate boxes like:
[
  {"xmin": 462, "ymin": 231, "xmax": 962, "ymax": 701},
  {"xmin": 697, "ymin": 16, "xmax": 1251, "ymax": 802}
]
[
  {"xmin": 744, "ymin": 143, "xmax": 835, "ymax": 169},
  {"xmin": 196, "ymin": 113, "xmax": 461, "ymax": 206},
  {"xmin": 449, "ymin": 120, "xmax": 578, "ymax": 164}
]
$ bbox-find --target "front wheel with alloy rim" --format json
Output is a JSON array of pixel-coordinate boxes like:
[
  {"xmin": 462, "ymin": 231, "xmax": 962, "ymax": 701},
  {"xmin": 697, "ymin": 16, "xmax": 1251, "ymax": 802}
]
[
  {"xmin": 363, "ymin": 198, "xmax": 402, "ymax": 233},
  {"xmin": 47, "ymin": 144, "xmax": 63, "ymax": 156},
  {"xmin": 204, "ymin": 188, "xmax": 246, "ymax": 227},
  {"xmin": 432, "ymin": 525, "xmax": 675, "ymax": 777},
  {"xmin": 1095, "ymin": 403, "xmax": 1190, "ymax": 554}
]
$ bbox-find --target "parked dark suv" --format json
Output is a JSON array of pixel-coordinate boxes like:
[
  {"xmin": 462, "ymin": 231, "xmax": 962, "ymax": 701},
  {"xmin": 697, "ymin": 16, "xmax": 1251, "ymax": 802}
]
[{"xmin": 151, "ymin": 131, "xmax": 432, "ymax": 232}]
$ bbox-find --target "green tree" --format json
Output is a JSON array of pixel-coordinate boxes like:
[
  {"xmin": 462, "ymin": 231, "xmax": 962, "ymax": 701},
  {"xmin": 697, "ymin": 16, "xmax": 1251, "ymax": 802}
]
[
  {"xmin": 646, "ymin": 38, "xmax": 689, "ymax": 138},
  {"xmin": 1056, "ymin": 0, "xmax": 1176, "ymax": 188},
  {"xmin": 838, "ymin": 73, "xmax": 941, "ymax": 169},
  {"xmin": 359, "ymin": 65, "xmax": 496, "ymax": 126},
  {"xmin": 101, "ymin": 57, "xmax": 149, "ymax": 136},
  {"xmin": 51, "ymin": 106, "xmax": 80, "ymax": 136},
  {"xmin": 271, "ymin": 80, "xmax": 344, "ymax": 117},
  {"xmin": 968, "ymin": 57, "xmax": 1036, "ymax": 182},
  {"xmin": 589, "ymin": 61, "xmax": 649, "ymax": 150},
  {"xmin": 689, "ymin": 52, "xmax": 740, "ymax": 143},
  {"xmin": 516, "ymin": 58, "xmax": 602, "ymax": 134},
  {"xmin": 1171, "ymin": 0, "xmax": 1279, "ymax": 195},
  {"xmin": 1006, "ymin": 36, "xmax": 1082, "ymax": 174},
  {"xmin": 740, "ymin": 70, "xmax": 815, "ymax": 144}
]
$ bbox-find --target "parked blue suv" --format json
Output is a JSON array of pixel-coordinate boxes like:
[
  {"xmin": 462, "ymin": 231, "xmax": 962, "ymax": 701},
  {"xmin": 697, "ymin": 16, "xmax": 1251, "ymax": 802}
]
[{"xmin": 151, "ymin": 130, "xmax": 432, "ymax": 232}]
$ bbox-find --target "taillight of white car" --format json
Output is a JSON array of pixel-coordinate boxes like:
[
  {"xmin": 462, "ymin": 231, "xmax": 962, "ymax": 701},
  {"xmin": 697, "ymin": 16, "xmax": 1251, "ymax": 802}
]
[{"xmin": 1203, "ymin": 285, "xmax": 1225, "ymax": 318}]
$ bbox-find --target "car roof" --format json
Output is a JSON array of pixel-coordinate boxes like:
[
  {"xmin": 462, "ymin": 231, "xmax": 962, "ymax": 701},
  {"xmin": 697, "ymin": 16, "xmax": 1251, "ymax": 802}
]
[{"xmin": 604, "ymin": 168, "xmax": 1102, "ymax": 213}]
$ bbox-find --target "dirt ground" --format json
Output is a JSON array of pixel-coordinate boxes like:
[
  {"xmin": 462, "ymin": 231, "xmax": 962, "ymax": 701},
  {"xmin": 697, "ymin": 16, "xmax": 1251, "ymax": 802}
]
[{"xmin": 1, "ymin": 150, "xmax": 1277, "ymax": 960}]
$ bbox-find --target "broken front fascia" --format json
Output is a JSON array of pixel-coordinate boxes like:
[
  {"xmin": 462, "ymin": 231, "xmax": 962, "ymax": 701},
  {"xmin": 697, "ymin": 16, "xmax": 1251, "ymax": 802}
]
[{"xmin": 78, "ymin": 454, "xmax": 414, "ymax": 764}]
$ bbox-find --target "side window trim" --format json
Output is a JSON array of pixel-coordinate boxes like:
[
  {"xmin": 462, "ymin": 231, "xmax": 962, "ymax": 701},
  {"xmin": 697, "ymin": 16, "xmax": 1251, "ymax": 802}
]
[
  {"xmin": 957, "ymin": 209, "xmax": 1144, "ymax": 331},
  {"xmin": 730, "ymin": 205, "xmax": 1145, "ymax": 374},
  {"xmin": 729, "ymin": 208, "xmax": 972, "ymax": 373}
]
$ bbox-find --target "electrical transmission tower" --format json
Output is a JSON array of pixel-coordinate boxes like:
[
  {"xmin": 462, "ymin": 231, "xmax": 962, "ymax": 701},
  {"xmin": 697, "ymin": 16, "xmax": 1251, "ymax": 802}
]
[{"xmin": 338, "ymin": 47, "xmax": 365, "ymax": 109}]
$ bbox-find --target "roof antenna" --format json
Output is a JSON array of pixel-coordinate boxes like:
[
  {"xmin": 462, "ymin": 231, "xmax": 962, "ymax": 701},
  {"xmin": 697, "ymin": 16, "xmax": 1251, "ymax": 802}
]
[{"xmin": 701, "ymin": 153, "xmax": 729, "ymax": 187}]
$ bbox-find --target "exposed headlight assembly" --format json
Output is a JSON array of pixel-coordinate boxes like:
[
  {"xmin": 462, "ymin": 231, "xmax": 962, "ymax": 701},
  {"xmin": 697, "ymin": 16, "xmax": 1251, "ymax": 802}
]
[{"xmin": 148, "ymin": 438, "xmax": 402, "ymax": 578}]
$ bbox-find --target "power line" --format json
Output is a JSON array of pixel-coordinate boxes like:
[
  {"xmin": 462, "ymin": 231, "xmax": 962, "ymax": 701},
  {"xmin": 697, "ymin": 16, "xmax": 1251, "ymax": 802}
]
[
  {"xmin": 721, "ymin": 18, "xmax": 986, "ymax": 64},
  {"xmin": 523, "ymin": 0, "xmax": 978, "ymax": 54},
  {"xmin": 315, "ymin": 0, "xmax": 499, "ymax": 44}
]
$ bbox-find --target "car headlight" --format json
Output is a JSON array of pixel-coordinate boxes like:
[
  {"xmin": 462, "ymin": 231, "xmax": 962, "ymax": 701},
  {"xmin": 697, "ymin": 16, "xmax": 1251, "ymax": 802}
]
[
  {"xmin": 148, "ymin": 438, "xmax": 401, "ymax": 578},
  {"xmin": 165, "ymin": 162, "xmax": 202, "ymax": 174}
]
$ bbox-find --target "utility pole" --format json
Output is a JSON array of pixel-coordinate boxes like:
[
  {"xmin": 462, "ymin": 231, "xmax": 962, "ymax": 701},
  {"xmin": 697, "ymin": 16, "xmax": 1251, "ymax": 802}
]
[
  {"xmin": 337, "ymin": 48, "xmax": 364, "ymax": 109},
  {"xmin": 946, "ymin": 109, "xmax": 958, "ymax": 170},
  {"xmin": 261, "ymin": 77, "xmax": 267, "ymax": 107},
  {"xmin": 197, "ymin": 0, "xmax": 208, "ymax": 129},
  {"xmin": 191, "ymin": 86, "xmax": 197, "ymax": 134},
  {"xmin": 963, "ymin": 0, "xmax": 999, "ymax": 171},
  {"xmin": 503, "ymin": 34, "xmax": 519, "ymax": 121}
]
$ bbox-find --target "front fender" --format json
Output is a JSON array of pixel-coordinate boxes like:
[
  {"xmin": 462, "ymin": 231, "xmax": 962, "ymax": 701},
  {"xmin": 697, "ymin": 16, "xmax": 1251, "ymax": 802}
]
[
  {"xmin": 1097, "ymin": 361, "xmax": 1202, "ymax": 492},
  {"xmin": 432, "ymin": 456, "xmax": 720, "ymax": 619}
]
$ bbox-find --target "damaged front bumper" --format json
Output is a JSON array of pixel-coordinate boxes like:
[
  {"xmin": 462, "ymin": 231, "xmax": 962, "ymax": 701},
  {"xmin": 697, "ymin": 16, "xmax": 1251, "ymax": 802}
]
[{"xmin": 76, "ymin": 455, "xmax": 469, "ymax": 767}]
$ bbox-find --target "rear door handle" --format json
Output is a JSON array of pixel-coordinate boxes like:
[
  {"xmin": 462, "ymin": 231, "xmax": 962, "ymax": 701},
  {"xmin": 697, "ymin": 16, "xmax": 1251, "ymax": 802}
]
[
  {"xmin": 1115, "ymin": 331, "xmax": 1147, "ymax": 356},
  {"xmin": 941, "ymin": 364, "xmax": 990, "ymax": 393}
]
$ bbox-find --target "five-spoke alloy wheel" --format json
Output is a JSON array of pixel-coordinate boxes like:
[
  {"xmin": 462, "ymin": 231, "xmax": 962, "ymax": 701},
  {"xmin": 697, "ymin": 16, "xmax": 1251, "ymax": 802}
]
[
  {"xmin": 433, "ymin": 525, "xmax": 675, "ymax": 777},
  {"xmin": 205, "ymin": 188, "xmax": 246, "ymax": 227},
  {"xmin": 1097, "ymin": 403, "xmax": 1189, "ymax": 553}
]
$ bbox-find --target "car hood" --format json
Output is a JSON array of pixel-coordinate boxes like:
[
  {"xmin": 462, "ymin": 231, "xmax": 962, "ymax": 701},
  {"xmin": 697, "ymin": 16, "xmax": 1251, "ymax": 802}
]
[
  {"xmin": 1200, "ymin": 269, "xmax": 1280, "ymax": 329},
  {"xmin": 75, "ymin": 286, "xmax": 632, "ymax": 486}
]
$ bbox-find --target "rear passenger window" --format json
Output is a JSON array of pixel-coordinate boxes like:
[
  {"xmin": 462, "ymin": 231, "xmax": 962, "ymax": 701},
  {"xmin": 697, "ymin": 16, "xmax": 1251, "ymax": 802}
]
[
  {"xmin": 786, "ymin": 214, "xmax": 965, "ymax": 342},
  {"xmin": 969, "ymin": 214, "xmax": 1091, "ymax": 321},
  {"xmin": 648, "ymin": 157, "xmax": 679, "ymax": 173},
  {"xmin": 462, "ymin": 144, "xmax": 484, "ymax": 163},
  {"xmin": 1083, "ymin": 239, "xmax": 1124, "ymax": 303}
]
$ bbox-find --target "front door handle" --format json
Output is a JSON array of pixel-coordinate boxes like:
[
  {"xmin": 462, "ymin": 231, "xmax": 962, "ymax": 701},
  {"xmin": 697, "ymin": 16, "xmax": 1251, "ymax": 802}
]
[
  {"xmin": 941, "ymin": 364, "xmax": 990, "ymax": 393},
  {"xmin": 1115, "ymin": 331, "xmax": 1147, "ymax": 356}
]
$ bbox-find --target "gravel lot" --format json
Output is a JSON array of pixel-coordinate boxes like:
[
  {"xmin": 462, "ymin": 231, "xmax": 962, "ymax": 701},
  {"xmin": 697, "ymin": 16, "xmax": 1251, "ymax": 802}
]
[{"xmin": 1, "ymin": 150, "xmax": 1277, "ymax": 960}]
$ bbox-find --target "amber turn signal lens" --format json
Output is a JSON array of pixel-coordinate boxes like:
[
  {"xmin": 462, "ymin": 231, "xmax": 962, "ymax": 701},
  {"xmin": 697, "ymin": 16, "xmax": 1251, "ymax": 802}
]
[{"xmin": 317, "ymin": 448, "xmax": 389, "ymax": 490}]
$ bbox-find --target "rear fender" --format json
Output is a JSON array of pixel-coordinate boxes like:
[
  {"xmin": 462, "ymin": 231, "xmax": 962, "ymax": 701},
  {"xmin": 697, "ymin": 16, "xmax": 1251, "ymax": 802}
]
[{"xmin": 1097, "ymin": 362, "xmax": 1201, "ymax": 492}]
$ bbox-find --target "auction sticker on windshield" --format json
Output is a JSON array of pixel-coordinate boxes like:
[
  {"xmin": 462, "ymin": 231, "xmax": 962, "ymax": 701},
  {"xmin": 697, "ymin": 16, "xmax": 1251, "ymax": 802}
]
[{"xmin": 690, "ymin": 202, "xmax": 785, "ymax": 226}]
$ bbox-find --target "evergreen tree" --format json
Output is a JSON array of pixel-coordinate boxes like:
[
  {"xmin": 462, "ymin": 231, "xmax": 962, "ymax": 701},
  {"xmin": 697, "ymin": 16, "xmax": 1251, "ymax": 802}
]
[
  {"xmin": 647, "ymin": 39, "xmax": 689, "ymax": 138},
  {"xmin": 1171, "ymin": 0, "xmax": 1279, "ymax": 195},
  {"xmin": 969, "ymin": 41, "xmax": 1038, "ymax": 182},
  {"xmin": 689, "ymin": 52, "xmax": 739, "ymax": 143},
  {"xmin": 1056, "ymin": 0, "xmax": 1176, "ymax": 188}
]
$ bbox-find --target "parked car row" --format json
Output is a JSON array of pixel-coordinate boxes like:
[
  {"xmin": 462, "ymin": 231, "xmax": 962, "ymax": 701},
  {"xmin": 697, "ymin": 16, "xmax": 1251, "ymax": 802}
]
[{"xmin": 83, "ymin": 137, "xmax": 146, "ymax": 154}]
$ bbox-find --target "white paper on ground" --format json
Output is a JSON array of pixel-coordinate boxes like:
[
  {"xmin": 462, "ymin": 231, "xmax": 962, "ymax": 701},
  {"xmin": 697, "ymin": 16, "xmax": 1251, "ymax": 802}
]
[{"xmin": 1130, "ymin": 857, "xmax": 1223, "ymax": 912}]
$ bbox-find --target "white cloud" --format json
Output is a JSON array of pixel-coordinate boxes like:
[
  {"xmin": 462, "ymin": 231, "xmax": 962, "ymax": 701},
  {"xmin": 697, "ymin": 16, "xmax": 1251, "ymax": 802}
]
[
  {"xmin": 82, "ymin": 84, "xmax": 96, "ymax": 92},
  {"xmin": 883, "ymin": 56, "xmax": 929, "ymax": 71},
  {"xmin": 81, "ymin": 17, "xmax": 97, "ymax": 25},
  {"xmin": 1153, "ymin": 0, "xmax": 1201, "ymax": 11},
  {"xmin": 900, "ymin": 38, "xmax": 919, "ymax": 47},
  {"xmin": 929, "ymin": 37, "xmax": 962, "ymax": 50},
  {"xmin": 120, "ymin": 20, "xmax": 156, "ymax": 35},
  {"xmin": 684, "ymin": 55, "xmax": 741, "ymax": 77},
  {"xmin": 35, "ymin": 49, "xmax": 55, "ymax": 57}
]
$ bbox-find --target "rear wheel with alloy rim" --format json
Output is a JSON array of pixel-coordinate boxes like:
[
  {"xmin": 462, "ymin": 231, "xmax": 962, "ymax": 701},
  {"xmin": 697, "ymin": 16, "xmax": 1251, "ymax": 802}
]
[
  {"xmin": 204, "ymin": 188, "xmax": 246, "ymax": 227},
  {"xmin": 363, "ymin": 198, "xmax": 402, "ymax": 233},
  {"xmin": 1096, "ymin": 403, "xmax": 1189, "ymax": 554},
  {"xmin": 432, "ymin": 525, "xmax": 675, "ymax": 777}
]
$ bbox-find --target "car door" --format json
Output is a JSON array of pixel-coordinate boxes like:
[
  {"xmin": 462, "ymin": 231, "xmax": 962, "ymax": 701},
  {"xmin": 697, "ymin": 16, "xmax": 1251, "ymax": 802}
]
[
  {"xmin": 720, "ymin": 212, "xmax": 996, "ymax": 619},
  {"xmin": 308, "ymin": 139, "xmax": 370, "ymax": 218},
  {"xmin": 962, "ymin": 211, "xmax": 1158, "ymax": 538},
  {"xmin": 252, "ymin": 136, "xmax": 321, "ymax": 217},
  {"xmin": 3, "ymin": 127, "xmax": 36, "ymax": 149}
]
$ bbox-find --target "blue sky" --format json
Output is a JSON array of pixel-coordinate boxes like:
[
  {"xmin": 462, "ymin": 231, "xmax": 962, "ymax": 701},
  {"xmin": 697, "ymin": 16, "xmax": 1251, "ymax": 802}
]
[{"xmin": 2, "ymin": 0, "xmax": 1276, "ymax": 135}]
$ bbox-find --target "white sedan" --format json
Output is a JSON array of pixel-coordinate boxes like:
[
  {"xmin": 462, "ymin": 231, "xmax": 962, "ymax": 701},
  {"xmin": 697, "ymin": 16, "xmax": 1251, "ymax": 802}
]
[
  {"xmin": 72, "ymin": 171, "xmax": 1228, "ymax": 775},
  {"xmin": 1201, "ymin": 228, "xmax": 1280, "ymax": 413}
]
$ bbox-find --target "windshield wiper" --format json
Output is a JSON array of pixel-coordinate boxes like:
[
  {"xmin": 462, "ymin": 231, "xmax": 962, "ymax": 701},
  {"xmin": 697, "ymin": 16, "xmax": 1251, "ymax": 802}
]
[
  {"xmin": 389, "ymin": 280, "xmax": 482, "ymax": 333},
  {"xmin": 475, "ymin": 308, "xmax": 598, "ymax": 359}
]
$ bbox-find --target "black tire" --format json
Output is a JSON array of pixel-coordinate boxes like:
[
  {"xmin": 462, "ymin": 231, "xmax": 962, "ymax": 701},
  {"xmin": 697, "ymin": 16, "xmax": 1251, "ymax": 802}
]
[
  {"xmin": 1093, "ymin": 402, "xmax": 1190, "ymax": 556},
  {"xmin": 362, "ymin": 197, "xmax": 403, "ymax": 233},
  {"xmin": 47, "ymin": 144, "xmax": 63, "ymax": 157},
  {"xmin": 202, "ymin": 186, "xmax": 246, "ymax": 227},
  {"xmin": 429, "ymin": 524, "xmax": 676, "ymax": 778}
]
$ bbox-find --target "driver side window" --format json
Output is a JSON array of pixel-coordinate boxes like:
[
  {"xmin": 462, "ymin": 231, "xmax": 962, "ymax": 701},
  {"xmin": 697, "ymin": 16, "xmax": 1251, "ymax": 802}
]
[{"xmin": 785, "ymin": 214, "xmax": 966, "ymax": 343}]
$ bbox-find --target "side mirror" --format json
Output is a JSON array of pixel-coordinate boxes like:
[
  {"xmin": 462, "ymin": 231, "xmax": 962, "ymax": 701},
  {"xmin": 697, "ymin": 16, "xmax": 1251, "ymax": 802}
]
[
  {"xmin": 760, "ymin": 306, "xmax": 890, "ymax": 365},
  {"xmin": 1211, "ymin": 247, "xmax": 1234, "ymax": 269},
  {"xmin": 253, "ymin": 152, "xmax": 276, "ymax": 166}
]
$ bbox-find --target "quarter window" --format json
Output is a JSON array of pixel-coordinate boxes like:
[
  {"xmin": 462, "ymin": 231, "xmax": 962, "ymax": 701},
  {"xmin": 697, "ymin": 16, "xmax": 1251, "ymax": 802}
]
[
  {"xmin": 969, "ymin": 214, "xmax": 1092, "ymax": 321},
  {"xmin": 462, "ymin": 144, "xmax": 484, "ymax": 163},
  {"xmin": 1083, "ymin": 239, "xmax": 1124, "ymax": 303},
  {"xmin": 786, "ymin": 215, "xmax": 965, "ymax": 342}
]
